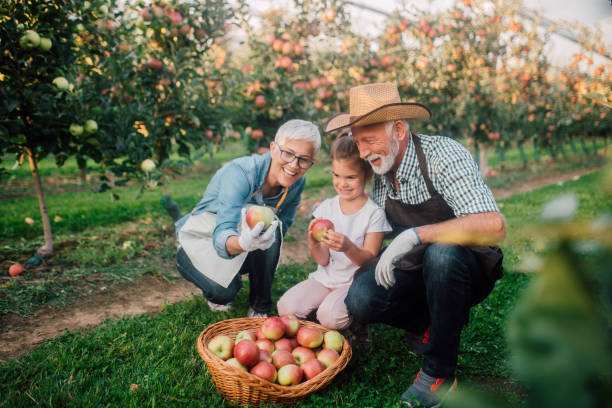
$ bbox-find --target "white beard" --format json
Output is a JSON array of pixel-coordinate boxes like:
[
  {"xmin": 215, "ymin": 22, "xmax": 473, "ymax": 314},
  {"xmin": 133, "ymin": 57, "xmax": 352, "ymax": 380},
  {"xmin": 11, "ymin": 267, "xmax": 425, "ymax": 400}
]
[{"xmin": 367, "ymin": 136, "xmax": 400, "ymax": 175}]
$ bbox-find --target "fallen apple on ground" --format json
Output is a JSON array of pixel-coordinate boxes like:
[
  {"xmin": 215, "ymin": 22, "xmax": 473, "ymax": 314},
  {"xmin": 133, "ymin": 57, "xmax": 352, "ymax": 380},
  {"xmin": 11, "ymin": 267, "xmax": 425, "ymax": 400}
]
[{"xmin": 8, "ymin": 263, "xmax": 24, "ymax": 277}]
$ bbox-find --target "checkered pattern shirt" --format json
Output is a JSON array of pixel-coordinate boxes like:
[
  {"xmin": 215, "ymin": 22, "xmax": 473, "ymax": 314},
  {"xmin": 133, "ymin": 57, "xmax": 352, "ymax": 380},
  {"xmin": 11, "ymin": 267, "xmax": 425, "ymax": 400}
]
[{"xmin": 371, "ymin": 134, "xmax": 499, "ymax": 217}]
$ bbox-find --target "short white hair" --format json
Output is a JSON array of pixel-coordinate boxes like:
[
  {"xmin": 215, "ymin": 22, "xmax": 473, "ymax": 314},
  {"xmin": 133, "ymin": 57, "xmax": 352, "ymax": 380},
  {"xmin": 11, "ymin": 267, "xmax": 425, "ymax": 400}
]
[
  {"xmin": 385, "ymin": 120, "xmax": 410, "ymax": 138},
  {"xmin": 275, "ymin": 119, "xmax": 321, "ymax": 155}
]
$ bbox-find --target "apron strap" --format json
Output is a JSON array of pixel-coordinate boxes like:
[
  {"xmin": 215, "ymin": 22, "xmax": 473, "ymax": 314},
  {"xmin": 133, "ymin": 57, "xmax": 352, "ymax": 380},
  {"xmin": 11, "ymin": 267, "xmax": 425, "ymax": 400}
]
[
  {"xmin": 252, "ymin": 184, "xmax": 289, "ymax": 210},
  {"xmin": 412, "ymin": 134, "xmax": 437, "ymax": 197}
]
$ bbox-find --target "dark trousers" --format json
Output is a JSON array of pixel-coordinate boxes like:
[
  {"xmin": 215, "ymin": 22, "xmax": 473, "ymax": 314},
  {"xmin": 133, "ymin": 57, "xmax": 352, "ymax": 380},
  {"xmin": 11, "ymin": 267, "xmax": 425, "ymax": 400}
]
[
  {"xmin": 344, "ymin": 243, "xmax": 495, "ymax": 377},
  {"xmin": 176, "ymin": 231, "xmax": 281, "ymax": 314}
]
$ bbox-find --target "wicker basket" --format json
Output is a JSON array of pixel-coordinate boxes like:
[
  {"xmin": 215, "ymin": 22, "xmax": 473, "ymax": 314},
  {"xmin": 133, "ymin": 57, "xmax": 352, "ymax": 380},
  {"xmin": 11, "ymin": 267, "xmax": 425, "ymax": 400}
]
[{"xmin": 197, "ymin": 317, "xmax": 352, "ymax": 406}]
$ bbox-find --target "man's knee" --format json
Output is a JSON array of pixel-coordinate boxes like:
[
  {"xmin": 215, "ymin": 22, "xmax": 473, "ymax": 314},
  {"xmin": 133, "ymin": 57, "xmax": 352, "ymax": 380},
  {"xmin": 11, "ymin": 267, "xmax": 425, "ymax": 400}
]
[
  {"xmin": 423, "ymin": 244, "xmax": 471, "ymax": 285},
  {"xmin": 345, "ymin": 276, "xmax": 374, "ymax": 322},
  {"xmin": 207, "ymin": 285, "xmax": 238, "ymax": 305}
]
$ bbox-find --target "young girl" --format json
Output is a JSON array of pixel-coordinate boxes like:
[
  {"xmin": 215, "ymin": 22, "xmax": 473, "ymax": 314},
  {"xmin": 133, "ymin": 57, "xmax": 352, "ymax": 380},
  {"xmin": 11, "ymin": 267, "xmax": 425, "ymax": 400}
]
[{"xmin": 277, "ymin": 135, "xmax": 391, "ymax": 330}]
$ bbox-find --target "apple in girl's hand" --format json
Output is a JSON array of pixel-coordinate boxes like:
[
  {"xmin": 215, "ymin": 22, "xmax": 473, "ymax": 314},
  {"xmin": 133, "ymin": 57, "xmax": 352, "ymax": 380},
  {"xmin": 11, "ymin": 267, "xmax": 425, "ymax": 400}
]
[
  {"xmin": 317, "ymin": 348, "xmax": 340, "ymax": 368},
  {"xmin": 311, "ymin": 218, "xmax": 334, "ymax": 241},
  {"xmin": 234, "ymin": 340, "xmax": 260, "ymax": 367},
  {"xmin": 261, "ymin": 316, "xmax": 285, "ymax": 340},
  {"xmin": 280, "ymin": 314, "xmax": 300, "ymax": 337},
  {"xmin": 226, "ymin": 357, "xmax": 247, "ymax": 371},
  {"xmin": 208, "ymin": 335, "xmax": 234, "ymax": 360},
  {"xmin": 272, "ymin": 350, "xmax": 295, "ymax": 369},
  {"xmin": 246, "ymin": 205, "xmax": 275, "ymax": 230},
  {"xmin": 236, "ymin": 329, "xmax": 257, "ymax": 343},
  {"xmin": 291, "ymin": 346, "xmax": 316, "ymax": 366},
  {"xmin": 277, "ymin": 364, "xmax": 303, "ymax": 386},
  {"xmin": 250, "ymin": 360, "xmax": 277, "ymax": 382},
  {"xmin": 274, "ymin": 338, "xmax": 293, "ymax": 352},
  {"xmin": 323, "ymin": 330, "xmax": 344, "ymax": 353},
  {"xmin": 297, "ymin": 326, "xmax": 323, "ymax": 348},
  {"xmin": 256, "ymin": 338, "xmax": 275, "ymax": 353},
  {"xmin": 302, "ymin": 358, "xmax": 325, "ymax": 380}
]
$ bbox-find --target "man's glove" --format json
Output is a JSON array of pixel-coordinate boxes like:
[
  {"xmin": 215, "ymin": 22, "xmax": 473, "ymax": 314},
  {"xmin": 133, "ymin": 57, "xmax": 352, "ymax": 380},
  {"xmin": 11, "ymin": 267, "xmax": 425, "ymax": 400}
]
[
  {"xmin": 375, "ymin": 228, "xmax": 421, "ymax": 289},
  {"xmin": 238, "ymin": 208, "xmax": 279, "ymax": 252}
]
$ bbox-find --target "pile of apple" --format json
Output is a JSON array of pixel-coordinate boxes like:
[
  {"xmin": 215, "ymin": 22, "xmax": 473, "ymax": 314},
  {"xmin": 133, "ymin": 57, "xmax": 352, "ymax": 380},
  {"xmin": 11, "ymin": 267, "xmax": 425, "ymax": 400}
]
[{"xmin": 207, "ymin": 314, "xmax": 344, "ymax": 386}]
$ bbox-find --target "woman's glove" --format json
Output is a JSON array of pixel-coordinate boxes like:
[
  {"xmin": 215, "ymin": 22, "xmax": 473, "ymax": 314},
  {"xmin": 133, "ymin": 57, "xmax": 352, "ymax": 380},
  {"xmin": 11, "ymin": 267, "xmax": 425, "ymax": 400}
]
[
  {"xmin": 238, "ymin": 208, "xmax": 279, "ymax": 252},
  {"xmin": 375, "ymin": 228, "xmax": 420, "ymax": 289}
]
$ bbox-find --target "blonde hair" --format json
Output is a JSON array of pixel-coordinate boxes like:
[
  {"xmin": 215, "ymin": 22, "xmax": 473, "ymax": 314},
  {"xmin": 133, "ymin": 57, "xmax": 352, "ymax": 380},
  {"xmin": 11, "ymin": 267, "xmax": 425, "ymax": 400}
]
[{"xmin": 330, "ymin": 135, "xmax": 373, "ymax": 181}]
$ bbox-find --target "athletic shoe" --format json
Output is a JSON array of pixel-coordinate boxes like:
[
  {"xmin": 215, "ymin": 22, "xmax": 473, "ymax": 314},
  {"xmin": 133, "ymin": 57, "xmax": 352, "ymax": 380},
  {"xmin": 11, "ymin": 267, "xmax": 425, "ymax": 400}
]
[
  {"xmin": 401, "ymin": 369, "xmax": 457, "ymax": 408},
  {"xmin": 247, "ymin": 307, "xmax": 268, "ymax": 318},
  {"xmin": 207, "ymin": 300, "xmax": 232, "ymax": 312}
]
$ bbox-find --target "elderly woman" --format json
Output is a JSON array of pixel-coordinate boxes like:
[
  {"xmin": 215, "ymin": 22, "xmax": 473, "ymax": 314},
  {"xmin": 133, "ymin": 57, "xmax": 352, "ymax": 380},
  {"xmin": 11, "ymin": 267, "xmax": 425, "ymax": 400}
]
[{"xmin": 175, "ymin": 119, "xmax": 321, "ymax": 317}]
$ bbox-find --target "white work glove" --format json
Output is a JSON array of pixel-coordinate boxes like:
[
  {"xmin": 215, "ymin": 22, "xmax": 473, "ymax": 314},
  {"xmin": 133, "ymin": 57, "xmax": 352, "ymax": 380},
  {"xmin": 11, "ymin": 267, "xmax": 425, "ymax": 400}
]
[
  {"xmin": 238, "ymin": 208, "xmax": 279, "ymax": 252},
  {"xmin": 375, "ymin": 228, "xmax": 421, "ymax": 289}
]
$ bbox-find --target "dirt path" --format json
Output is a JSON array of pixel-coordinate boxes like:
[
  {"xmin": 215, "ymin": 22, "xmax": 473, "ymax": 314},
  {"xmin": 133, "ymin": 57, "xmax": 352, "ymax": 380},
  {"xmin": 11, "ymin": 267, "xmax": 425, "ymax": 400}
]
[{"xmin": 0, "ymin": 167, "xmax": 600, "ymax": 361}]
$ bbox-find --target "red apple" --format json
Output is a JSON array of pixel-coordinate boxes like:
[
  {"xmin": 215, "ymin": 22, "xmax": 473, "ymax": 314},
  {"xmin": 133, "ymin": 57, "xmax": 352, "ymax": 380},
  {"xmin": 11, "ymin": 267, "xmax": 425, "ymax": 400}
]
[
  {"xmin": 277, "ymin": 364, "xmax": 303, "ymax": 386},
  {"xmin": 259, "ymin": 349, "xmax": 272, "ymax": 363},
  {"xmin": 274, "ymin": 338, "xmax": 293, "ymax": 352},
  {"xmin": 272, "ymin": 350, "xmax": 295, "ymax": 369},
  {"xmin": 147, "ymin": 58, "xmax": 163, "ymax": 70},
  {"xmin": 236, "ymin": 329, "xmax": 257, "ymax": 343},
  {"xmin": 297, "ymin": 326, "xmax": 324, "ymax": 348},
  {"xmin": 302, "ymin": 357, "xmax": 325, "ymax": 380},
  {"xmin": 180, "ymin": 24, "xmax": 191, "ymax": 35},
  {"xmin": 141, "ymin": 7, "xmax": 152, "ymax": 21},
  {"xmin": 272, "ymin": 39, "xmax": 284, "ymax": 52},
  {"xmin": 195, "ymin": 28, "xmax": 207, "ymax": 40},
  {"xmin": 255, "ymin": 338, "xmax": 274, "ymax": 354},
  {"xmin": 323, "ymin": 330, "xmax": 344, "ymax": 353},
  {"xmin": 256, "ymin": 327, "xmax": 266, "ymax": 340},
  {"xmin": 8, "ymin": 263, "xmax": 24, "ymax": 277},
  {"xmin": 226, "ymin": 357, "xmax": 247, "ymax": 371},
  {"xmin": 251, "ymin": 129, "xmax": 264, "ymax": 139},
  {"xmin": 289, "ymin": 338, "xmax": 299, "ymax": 350},
  {"xmin": 250, "ymin": 360, "xmax": 277, "ymax": 382},
  {"xmin": 261, "ymin": 316, "xmax": 286, "ymax": 340},
  {"xmin": 246, "ymin": 205, "xmax": 275, "ymax": 231},
  {"xmin": 234, "ymin": 339, "xmax": 260, "ymax": 367},
  {"xmin": 317, "ymin": 348, "xmax": 340, "ymax": 368},
  {"xmin": 205, "ymin": 129, "xmax": 214, "ymax": 140},
  {"xmin": 280, "ymin": 314, "xmax": 300, "ymax": 337},
  {"xmin": 207, "ymin": 335, "xmax": 234, "ymax": 360},
  {"xmin": 254, "ymin": 94, "xmax": 266, "ymax": 107},
  {"xmin": 282, "ymin": 41, "xmax": 293, "ymax": 55},
  {"xmin": 311, "ymin": 219, "xmax": 334, "ymax": 242},
  {"xmin": 168, "ymin": 11, "xmax": 183, "ymax": 25},
  {"xmin": 291, "ymin": 346, "xmax": 316, "ymax": 366}
]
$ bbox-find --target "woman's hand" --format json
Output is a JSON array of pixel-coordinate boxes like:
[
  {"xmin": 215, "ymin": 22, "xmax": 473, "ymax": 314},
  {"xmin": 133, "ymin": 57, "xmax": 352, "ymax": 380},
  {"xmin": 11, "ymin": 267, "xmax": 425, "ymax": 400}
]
[{"xmin": 319, "ymin": 230, "xmax": 353, "ymax": 253}]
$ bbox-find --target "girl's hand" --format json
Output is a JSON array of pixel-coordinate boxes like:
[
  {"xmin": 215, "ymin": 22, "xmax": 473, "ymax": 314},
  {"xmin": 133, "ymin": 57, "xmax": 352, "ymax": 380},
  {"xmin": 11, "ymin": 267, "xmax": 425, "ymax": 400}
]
[{"xmin": 320, "ymin": 230, "xmax": 352, "ymax": 253}]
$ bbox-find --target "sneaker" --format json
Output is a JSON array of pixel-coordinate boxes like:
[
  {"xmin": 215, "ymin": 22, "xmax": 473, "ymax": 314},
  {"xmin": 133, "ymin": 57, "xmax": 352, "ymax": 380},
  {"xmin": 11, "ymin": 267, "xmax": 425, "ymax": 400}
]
[
  {"xmin": 403, "ymin": 326, "xmax": 430, "ymax": 357},
  {"xmin": 341, "ymin": 321, "xmax": 372, "ymax": 351},
  {"xmin": 207, "ymin": 300, "xmax": 232, "ymax": 312},
  {"xmin": 247, "ymin": 307, "xmax": 268, "ymax": 318},
  {"xmin": 401, "ymin": 369, "xmax": 457, "ymax": 408}
]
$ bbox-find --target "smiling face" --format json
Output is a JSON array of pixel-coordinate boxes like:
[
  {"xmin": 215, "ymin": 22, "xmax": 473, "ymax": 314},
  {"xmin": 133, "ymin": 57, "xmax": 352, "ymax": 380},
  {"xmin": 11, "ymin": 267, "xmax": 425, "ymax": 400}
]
[
  {"xmin": 331, "ymin": 158, "xmax": 367, "ymax": 202},
  {"xmin": 268, "ymin": 139, "xmax": 315, "ymax": 188},
  {"xmin": 351, "ymin": 121, "xmax": 403, "ymax": 175}
]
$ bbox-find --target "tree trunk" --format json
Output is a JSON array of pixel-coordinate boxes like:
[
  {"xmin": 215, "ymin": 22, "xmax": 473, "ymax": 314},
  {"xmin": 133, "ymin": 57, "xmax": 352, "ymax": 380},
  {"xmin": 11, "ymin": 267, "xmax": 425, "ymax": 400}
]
[
  {"xmin": 548, "ymin": 144, "xmax": 557, "ymax": 159},
  {"xmin": 26, "ymin": 146, "xmax": 53, "ymax": 258},
  {"xmin": 77, "ymin": 155, "xmax": 87, "ymax": 185},
  {"xmin": 162, "ymin": 177, "xmax": 169, "ymax": 196},
  {"xmin": 591, "ymin": 136, "xmax": 598, "ymax": 155},
  {"xmin": 518, "ymin": 140, "xmax": 528, "ymax": 167},
  {"xmin": 478, "ymin": 144, "xmax": 488, "ymax": 179},
  {"xmin": 497, "ymin": 140, "xmax": 505, "ymax": 170},
  {"xmin": 533, "ymin": 138, "xmax": 540, "ymax": 163},
  {"xmin": 568, "ymin": 137, "xmax": 578, "ymax": 154},
  {"xmin": 579, "ymin": 135, "xmax": 590, "ymax": 155}
]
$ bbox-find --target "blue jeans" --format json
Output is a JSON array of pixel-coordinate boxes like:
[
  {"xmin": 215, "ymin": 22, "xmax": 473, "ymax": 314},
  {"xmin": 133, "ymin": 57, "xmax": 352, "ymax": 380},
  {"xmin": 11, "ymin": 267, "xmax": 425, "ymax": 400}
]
[
  {"xmin": 176, "ymin": 230, "xmax": 281, "ymax": 314},
  {"xmin": 345, "ymin": 244, "xmax": 495, "ymax": 377}
]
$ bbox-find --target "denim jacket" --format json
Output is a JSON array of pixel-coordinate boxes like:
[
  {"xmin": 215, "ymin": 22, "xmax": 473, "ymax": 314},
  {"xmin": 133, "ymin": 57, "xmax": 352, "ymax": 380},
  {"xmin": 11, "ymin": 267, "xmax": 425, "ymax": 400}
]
[{"xmin": 175, "ymin": 152, "xmax": 305, "ymax": 259}]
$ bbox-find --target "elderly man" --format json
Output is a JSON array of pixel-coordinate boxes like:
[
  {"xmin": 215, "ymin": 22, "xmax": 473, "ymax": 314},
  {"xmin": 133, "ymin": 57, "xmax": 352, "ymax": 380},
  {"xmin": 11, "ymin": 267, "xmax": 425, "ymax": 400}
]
[{"xmin": 324, "ymin": 83, "xmax": 506, "ymax": 408}]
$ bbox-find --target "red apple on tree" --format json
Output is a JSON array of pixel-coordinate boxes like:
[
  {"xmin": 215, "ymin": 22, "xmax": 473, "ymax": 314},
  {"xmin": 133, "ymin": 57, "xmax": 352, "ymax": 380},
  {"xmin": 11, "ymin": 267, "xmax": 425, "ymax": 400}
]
[
  {"xmin": 147, "ymin": 58, "xmax": 163, "ymax": 70},
  {"xmin": 255, "ymin": 95, "xmax": 267, "ymax": 107},
  {"xmin": 207, "ymin": 335, "xmax": 234, "ymax": 360},
  {"xmin": 250, "ymin": 360, "xmax": 277, "ymax": 382},
  {"xmin": 251, "ymin": 129, "xmax": 264, "ymax": 139},
  {"xmin": 302, "ymin": 357, "xmax": 325, "ymax": 380},
  {"xmin": 141, "ymin": 7, "xmax": 152, "ymax": 21},
  {"xmin": 234, "ymin": 339, "xmax": 260, "ymax": 367},
  {"xmin": 291, "ymin": 346, "xmax": 316, "ymax": 366},
  {"xmin": 277, "ymin": 364, "xmax": 303, "ymax": 386},
  {"xmin": 317, "ymin": 348, "xmax": 340, "ymax": 368},
  {"xmin": 246, "ymin": 205, "xmax": 275, "ymax": 231},
  {"xmin": 280, "ymin": 314, "xmax": 300, "ymax": 337},
  {"xmin": 311, "ymin": 218, "xmax": 334, "ymax": 242},
  {"xmin": 297, "ymin": 326, "xmax": 323, "ymax": 348}
]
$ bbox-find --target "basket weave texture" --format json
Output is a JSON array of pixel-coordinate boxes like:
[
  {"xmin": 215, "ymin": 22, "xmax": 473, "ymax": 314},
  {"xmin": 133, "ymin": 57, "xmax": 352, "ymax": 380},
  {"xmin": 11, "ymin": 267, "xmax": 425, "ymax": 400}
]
[{"xmin": 197, "ymin": 317, "xmax": 352, "ymax": 406}]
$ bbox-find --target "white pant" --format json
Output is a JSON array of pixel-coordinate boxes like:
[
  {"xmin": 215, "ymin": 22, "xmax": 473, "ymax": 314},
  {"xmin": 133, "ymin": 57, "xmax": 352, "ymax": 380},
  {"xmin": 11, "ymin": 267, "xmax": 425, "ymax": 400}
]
[{"xmin": 277, "ymin": 278, "xmax": 352, "ymax": 330}]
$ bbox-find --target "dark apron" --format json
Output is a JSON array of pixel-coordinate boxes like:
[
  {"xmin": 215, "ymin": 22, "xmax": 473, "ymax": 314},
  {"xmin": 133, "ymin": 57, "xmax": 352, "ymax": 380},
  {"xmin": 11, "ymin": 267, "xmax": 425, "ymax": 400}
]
[{"xmin": 383, "ymin": 134, "xmax": 503, "ymax": 281}]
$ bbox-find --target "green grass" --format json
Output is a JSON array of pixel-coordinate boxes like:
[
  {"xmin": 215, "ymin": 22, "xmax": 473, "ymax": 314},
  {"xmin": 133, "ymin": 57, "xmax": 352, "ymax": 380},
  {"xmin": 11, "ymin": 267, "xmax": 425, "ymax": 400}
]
[{"xmin": 0, "ymin": 169, "xmax": 608, "ymax": 407}]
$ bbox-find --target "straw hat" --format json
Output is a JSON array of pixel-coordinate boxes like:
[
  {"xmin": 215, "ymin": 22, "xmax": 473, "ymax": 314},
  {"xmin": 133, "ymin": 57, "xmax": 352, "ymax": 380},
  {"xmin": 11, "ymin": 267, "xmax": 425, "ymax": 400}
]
[{"xmin": 324, "ymin": 82, "xmax": 431, "ymax": 133}]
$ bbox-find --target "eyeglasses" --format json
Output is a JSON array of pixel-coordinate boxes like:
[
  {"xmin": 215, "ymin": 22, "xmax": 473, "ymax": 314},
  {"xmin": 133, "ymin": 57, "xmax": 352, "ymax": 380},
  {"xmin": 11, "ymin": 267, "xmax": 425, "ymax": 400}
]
[{"xmin": 278, "ymin": 147, "xmax": 315, "ymax": 170}]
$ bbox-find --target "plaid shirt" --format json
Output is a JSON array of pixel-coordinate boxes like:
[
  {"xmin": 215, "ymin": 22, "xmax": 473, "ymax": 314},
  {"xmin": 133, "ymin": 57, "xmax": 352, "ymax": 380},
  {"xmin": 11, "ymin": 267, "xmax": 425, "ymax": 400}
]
[{"xmin": 372, "ymin": 134, "xmax": 499, "ymax": 217}]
